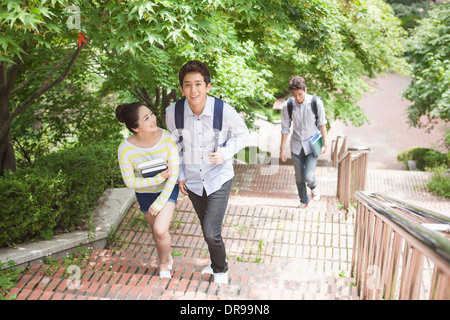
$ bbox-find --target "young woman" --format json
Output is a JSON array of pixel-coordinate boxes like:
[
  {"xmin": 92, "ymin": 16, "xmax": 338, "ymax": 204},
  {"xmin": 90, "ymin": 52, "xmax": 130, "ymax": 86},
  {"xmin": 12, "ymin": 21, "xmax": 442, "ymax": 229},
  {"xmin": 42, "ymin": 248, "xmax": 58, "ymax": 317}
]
[{"xmin": 116, "ymin": 102, "xmax": 179, "ymax": 279}]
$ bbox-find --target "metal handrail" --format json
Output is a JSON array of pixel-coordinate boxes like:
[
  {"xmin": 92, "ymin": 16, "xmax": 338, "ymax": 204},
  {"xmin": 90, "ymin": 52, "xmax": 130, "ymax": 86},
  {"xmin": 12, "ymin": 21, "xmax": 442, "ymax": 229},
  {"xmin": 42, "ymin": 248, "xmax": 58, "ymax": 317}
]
[{"xmin": 352, "ymin": 191, "xmax": 450, "ymax": 300}]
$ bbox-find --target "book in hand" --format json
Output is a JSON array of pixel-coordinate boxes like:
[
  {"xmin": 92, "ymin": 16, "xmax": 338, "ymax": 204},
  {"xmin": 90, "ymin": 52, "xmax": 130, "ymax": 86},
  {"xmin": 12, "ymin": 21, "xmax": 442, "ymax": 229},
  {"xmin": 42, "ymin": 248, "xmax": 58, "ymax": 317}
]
[
  {"xmin": 309, "ymin": 132, "xmax": 324, "ymax": 157},
  {"xmin": 138, "ymin": 158, "xmax": 168, "ymax": 178}
]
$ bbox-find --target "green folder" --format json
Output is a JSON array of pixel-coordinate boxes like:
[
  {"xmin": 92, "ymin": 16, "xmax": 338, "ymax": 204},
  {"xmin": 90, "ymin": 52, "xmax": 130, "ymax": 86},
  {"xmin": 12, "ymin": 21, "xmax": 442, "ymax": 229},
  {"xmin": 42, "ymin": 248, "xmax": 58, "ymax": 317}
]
[{"xmin": 309, "ymin": 132, "xmax": 324, "ymax": 157}]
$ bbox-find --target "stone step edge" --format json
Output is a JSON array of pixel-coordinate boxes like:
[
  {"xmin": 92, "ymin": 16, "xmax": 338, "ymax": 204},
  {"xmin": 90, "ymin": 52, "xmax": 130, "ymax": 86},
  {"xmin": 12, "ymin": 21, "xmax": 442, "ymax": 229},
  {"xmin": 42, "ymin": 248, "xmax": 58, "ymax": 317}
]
[{"xmin": 0, "ymin": 188, "xmax": 136, "ymax": 270}]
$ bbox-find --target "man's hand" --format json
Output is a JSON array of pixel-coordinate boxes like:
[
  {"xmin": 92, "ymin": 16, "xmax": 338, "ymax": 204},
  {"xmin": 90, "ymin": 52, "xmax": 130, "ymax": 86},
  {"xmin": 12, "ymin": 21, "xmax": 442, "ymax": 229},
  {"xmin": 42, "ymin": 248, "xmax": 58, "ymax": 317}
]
[
  {"xmin": 179, "ymin": 180, "xmax": 189, "ymax": 196},
  {"xmin": 280, "ymin": 148, "xmax": 287, "ymax": 162},
  {"xmin": 280, "ymin": 134, "xmax": 288, "ymax": 163},
  {"xmin": 209, "ymin": 147, "xmax": 224, "ymax": 164}
]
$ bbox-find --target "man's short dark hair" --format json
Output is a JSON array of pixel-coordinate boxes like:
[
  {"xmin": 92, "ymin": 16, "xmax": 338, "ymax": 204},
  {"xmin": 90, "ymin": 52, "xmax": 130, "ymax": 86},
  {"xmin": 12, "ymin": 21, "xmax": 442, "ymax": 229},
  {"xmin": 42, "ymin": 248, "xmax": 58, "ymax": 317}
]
[
  {"xmin": 179, "ymin": 60, "xmax": 211, "ymax": 87},
  {"xmin": 289, "ymin": 77, "xmax": 306, "ymax": 91}
]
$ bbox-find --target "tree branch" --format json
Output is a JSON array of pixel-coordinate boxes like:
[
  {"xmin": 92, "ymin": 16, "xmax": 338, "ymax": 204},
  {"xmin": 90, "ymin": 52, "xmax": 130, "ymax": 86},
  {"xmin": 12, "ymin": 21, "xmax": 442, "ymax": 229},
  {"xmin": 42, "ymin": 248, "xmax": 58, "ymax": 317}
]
[
  {"xmin": 131, "ymin": 86, "xmax": 151, "ymax": 108},
  {"xmin": 0, "ymin": 44, "xmax": 84, "ymax": 141},
  {"xmin": 6, "ymin": 39, "xmax": 33, "ymax": 94},
  {"xmin": 153, "ymin": 87, "xmax": 160, "ymax": 110},
  {"xmin": 0, "ymin": 62, "xmax": 6, "ymax": 89},
  {"xmin": 41, "ymin": 49, "xmax": 74, "ymax": 88},
  {"xmin": 11, "ymin": 70, "xmax": 40, "ymax": 94}
]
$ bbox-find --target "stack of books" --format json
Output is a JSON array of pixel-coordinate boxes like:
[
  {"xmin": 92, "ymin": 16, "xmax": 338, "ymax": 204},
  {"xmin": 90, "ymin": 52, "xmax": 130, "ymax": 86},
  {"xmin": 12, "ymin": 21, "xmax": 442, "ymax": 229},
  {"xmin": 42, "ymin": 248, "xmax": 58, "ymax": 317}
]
[
  {"xmin": 137, "ymin": 158, "xmax": 168, "ymax": 178},
  {"xmin": 309, "ymin": 132, "xmax": 324, "ymax": 157}
]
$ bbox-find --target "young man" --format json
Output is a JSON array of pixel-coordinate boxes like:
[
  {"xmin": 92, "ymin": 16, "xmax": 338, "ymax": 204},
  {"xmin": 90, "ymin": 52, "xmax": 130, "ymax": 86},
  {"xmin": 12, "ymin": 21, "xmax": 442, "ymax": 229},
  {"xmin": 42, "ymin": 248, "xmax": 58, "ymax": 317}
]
[
  {"xmin": 165, "ymin": 60, "xmax": 249, "ymax": 284},
  {"xmin": 280, "ymin": 76, "xmax": 328, "ymax": 208}
]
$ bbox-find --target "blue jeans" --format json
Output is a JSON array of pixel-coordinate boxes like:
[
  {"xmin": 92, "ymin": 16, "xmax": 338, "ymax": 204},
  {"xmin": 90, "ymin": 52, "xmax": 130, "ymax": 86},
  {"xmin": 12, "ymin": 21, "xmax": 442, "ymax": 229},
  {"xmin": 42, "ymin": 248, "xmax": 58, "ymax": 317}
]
[
  {"xmin": 188, "ymin": 179, "xmax": 233, "ymax": 274},
  {"xmin": 292, "ymin": 149, "xmax": 317, "ymax": 204}
]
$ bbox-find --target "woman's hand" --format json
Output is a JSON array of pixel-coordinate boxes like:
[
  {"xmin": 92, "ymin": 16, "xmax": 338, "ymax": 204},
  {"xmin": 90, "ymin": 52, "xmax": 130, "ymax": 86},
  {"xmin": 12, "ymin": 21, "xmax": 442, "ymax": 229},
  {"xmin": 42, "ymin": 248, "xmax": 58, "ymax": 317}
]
[
  {"xmin": 148, "ymin": 205, "xmax": 159, "ymax": 216},
  {"xmin": 160, "ymin": 163, "xmax": 171, "ymax": 179}
]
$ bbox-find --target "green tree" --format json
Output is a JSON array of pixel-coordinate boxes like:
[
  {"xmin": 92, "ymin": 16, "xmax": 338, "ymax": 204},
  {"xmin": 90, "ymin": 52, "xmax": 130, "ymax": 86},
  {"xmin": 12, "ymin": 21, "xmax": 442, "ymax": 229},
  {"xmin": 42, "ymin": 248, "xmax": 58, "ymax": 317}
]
[
  {"xmin": 1, "ymin": 0, "xmax": 408, "ymax": 175},
  {"xmin": 1, "ymin": 0, "xmax": 234, "ymax": 173},
  {"xmin": 384, "ymin": 0, "xmax": 431, "ymax": 31},
  {"xmin": 257, "ymin": 0, "xmax": 408, "ymax": 126},
  {"xmin": 402, "ymin": 2, "xmax": 450, "ymax": 129},
  {"xmin": 0, "ymin": 0, "xmax": 86, "ymax": 174}
]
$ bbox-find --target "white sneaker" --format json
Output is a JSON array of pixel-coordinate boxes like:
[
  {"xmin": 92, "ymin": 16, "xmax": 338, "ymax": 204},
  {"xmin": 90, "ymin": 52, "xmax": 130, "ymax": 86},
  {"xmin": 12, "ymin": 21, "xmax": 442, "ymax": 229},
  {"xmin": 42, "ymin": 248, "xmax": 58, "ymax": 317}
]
[
  {"xmin": 213, "ymin": 272, "xmax": 228, "ymax": 285},
  {"xmin": 168, "ymin": 256, "xmax": 173, "ymax": 271},
  {"xmin": 202, "ymin": 265, "xmax": 228, "ymax": 284},
  {"xmin": 311, "ymin": 187, "xmax": 320, "ymax": 201},
  {"xmin": 299, "ymin": 202, "xmax": 308, "ymax": 209},
  {"xmin": 202, "ymin": 265, "xmax": 214, "ymax": 275},
  {"xmin": 159, "ymin": 270, "xmax": 171, "ymax": 279}
]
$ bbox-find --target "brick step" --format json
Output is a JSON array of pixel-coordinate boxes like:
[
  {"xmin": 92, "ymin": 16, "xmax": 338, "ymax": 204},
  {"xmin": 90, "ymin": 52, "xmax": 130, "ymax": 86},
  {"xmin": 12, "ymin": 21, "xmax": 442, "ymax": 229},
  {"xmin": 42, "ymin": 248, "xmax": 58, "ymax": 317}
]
[
  {"xmin": 4, "ymin": 170, "xmax": 357, "ymax": 301},
  {"xmin": 116, "ymin": 196, "xmax": 353, "ymax": 268},
  {"xmin": 7, "ymin": 252, "xmax": 358, "ymax": 300}
]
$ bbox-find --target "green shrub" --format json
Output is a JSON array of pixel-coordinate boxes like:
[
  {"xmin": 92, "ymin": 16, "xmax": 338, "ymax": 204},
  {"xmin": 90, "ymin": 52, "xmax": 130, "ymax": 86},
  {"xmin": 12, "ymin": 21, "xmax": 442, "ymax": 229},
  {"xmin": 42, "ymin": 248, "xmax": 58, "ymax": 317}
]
[
  {"xmin": 427, "ymin": 166, "xmax": 450, "ymax": 199},
  {"xmin": 397, "ymin": 147, "xmax": 449, "ymax": 171},
  {"xmin": 0, "ymin": 139, "xmax": 123, "ymax": 247}
]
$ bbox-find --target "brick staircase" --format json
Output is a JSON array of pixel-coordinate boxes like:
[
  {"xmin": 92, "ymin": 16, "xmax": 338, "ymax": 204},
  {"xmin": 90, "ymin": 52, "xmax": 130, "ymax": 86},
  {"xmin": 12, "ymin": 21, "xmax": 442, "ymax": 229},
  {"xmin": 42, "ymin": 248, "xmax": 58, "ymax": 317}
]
[{"xmin": 6, "ymin": 164, "xmax": 363, "ymax": 300}]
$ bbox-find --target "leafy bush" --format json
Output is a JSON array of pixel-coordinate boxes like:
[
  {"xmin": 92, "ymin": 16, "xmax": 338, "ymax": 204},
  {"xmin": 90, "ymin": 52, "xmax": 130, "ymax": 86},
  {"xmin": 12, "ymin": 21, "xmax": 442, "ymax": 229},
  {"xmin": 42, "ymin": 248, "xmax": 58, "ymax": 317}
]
[
  {"xmin": 397, "ymin": 147, "xmax": 449, "ymax": 170},
  {"xmin": 427, "ymin": 166, "xmax": 450, "ymax": 199},
  {"xmin": 0, "ymin": 139, "xmax": 123, "ymax": 247},
  {"xmin": 398, "ymin": 147, "xmax": 450, "ymax": 199}
]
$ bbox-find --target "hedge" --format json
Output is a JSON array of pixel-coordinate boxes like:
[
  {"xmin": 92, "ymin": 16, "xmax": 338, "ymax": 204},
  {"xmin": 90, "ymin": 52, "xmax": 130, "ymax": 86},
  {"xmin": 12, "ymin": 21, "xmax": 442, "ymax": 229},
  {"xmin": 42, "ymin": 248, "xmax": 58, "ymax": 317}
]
[
  {"xmin": 0, "ymin": 139, "xmax": 124, "ymax": 247},
  {"xmin": 397, "ymin": 147, "xmax": 450, "ymax": 171}
]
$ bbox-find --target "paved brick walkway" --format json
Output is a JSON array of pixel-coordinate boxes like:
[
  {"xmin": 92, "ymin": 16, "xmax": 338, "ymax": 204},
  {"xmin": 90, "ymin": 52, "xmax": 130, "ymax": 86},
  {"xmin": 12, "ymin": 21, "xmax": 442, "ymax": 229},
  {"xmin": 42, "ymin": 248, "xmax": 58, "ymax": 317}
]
[
  {"xmin": 3, "ymin": 73, "xmax": 449, "ymax": 303},
  {"xmin": 5, "ymin": 162, "xmax": 448, "ymax": 301}
]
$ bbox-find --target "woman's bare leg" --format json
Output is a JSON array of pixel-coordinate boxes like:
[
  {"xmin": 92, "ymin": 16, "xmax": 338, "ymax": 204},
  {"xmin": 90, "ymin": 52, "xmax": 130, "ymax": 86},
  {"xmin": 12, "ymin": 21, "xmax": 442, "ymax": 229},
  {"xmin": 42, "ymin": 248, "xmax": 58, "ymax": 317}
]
[{"xmin": 145, "ymin": 202, "xmax": 175, "ymax": 272}]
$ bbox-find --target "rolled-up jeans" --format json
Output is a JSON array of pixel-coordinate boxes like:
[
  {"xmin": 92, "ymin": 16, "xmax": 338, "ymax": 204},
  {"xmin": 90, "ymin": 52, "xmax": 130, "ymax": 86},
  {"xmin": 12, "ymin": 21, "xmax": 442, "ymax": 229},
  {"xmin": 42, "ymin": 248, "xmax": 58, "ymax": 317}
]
[
  {"xmin": 291, "ymin": 148, "xmax": 317, "ymax": 204},
  {"xmin": 188, "ymin": 179, "xmax": 232, "ymax": 273}
]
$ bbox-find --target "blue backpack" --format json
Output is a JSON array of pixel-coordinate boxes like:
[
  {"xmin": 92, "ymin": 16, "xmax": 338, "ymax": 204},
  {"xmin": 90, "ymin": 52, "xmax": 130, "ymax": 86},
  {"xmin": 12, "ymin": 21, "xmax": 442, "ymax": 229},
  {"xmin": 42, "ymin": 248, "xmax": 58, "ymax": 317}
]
[{"xmin": 174, "ymin": 97, "xmax": 226, "ymax": 153}]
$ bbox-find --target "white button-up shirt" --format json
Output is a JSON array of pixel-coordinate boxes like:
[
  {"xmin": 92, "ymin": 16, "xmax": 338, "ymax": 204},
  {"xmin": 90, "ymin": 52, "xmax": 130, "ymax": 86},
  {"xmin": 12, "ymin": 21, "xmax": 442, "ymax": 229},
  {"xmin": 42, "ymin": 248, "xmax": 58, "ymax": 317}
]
[
  {"xmin": 281, "ymin": 93, "xmax": 327, "ymax": 156},
  {"xmin": 166, "ymin": 95, "xmax": 249, "ymax": 196}
]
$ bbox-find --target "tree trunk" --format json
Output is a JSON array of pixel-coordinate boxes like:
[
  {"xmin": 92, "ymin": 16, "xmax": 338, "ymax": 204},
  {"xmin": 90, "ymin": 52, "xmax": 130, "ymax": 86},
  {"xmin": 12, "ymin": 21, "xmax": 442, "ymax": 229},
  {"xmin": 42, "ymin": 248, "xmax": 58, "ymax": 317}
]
[
  {"xmin": 0, "ymin": 133, "xmax": 16, "ymax": 175},
  {"xmin": 0, "ymin": 43, "xmax": 84, "ymax": 176},
  {"xmin": 131, "ymin": 87, "xmax": 178, "ymax": 129},
  {"xmin": 0, "ymin": 62, "xmax": 15, "ymax": 175}
]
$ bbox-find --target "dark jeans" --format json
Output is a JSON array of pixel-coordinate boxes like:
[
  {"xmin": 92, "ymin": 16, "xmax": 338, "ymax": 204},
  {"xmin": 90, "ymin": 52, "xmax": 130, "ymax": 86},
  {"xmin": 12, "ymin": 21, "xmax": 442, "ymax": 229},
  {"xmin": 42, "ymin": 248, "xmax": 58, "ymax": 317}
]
[
  {"xmin": 188, "ymin": 179, "xmax": 233, "ymax": 274},
  {"xmin": 291, "ymin": 148, "xmax": 317, "ymax": 204}
]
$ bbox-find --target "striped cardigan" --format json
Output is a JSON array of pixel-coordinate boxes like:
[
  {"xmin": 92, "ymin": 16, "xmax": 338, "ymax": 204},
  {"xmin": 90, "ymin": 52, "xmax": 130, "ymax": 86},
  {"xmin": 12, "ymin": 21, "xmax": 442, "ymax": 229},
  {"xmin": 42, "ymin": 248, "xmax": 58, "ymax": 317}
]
[{"xmin": 117, "ymin": 129, "xmax": 179, "ymax": 212}]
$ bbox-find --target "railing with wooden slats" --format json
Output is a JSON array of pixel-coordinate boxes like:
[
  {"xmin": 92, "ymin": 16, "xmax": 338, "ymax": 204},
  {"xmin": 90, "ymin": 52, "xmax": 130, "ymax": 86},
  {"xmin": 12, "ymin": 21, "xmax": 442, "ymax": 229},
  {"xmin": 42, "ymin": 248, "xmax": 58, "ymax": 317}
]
[
  {"xmin": 351, "ymin": 191, "xmax": 450, "ymax": 300},
  {"xmin": 336, "ymin": 146, "xmax": 370, "ymax": 210}
]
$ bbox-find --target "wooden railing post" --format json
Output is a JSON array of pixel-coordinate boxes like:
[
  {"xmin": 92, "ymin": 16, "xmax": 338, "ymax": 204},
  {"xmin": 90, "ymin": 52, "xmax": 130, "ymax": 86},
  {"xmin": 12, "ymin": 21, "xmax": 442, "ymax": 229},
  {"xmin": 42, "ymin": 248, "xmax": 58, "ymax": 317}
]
[
  {"xmin": 336, "ymin": 146, "xmax": 370, "ymax": 210},
  {"xmin": 331, "ymin": 135, "xmax": 347, "ymax": 167}
]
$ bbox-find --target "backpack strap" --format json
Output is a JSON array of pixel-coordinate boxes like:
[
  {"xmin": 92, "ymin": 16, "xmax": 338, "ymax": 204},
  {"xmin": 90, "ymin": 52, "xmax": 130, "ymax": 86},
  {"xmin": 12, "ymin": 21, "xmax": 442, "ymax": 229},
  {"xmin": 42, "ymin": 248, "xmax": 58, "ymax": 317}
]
[
  {"xmin": 174, "ymin": 97, "xmax": 185, "ymax": 152},
  {"xmin": 288, "ymin": 95, "xmax": 321, "ymax": 128},
  {"xmin": 287, "ymin": 97, "xmax": 294, "ymax": 122},
  {"xmin": 174, "ymin": 97, "xmax": 226, "ymax": 153},
  {"xmin": 213, "ymin": 98, "xmax": 224, "ymax": 152},
  {"xmin": 311, "ymin": 95, "xmax": 322, "ymax": 129}
]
